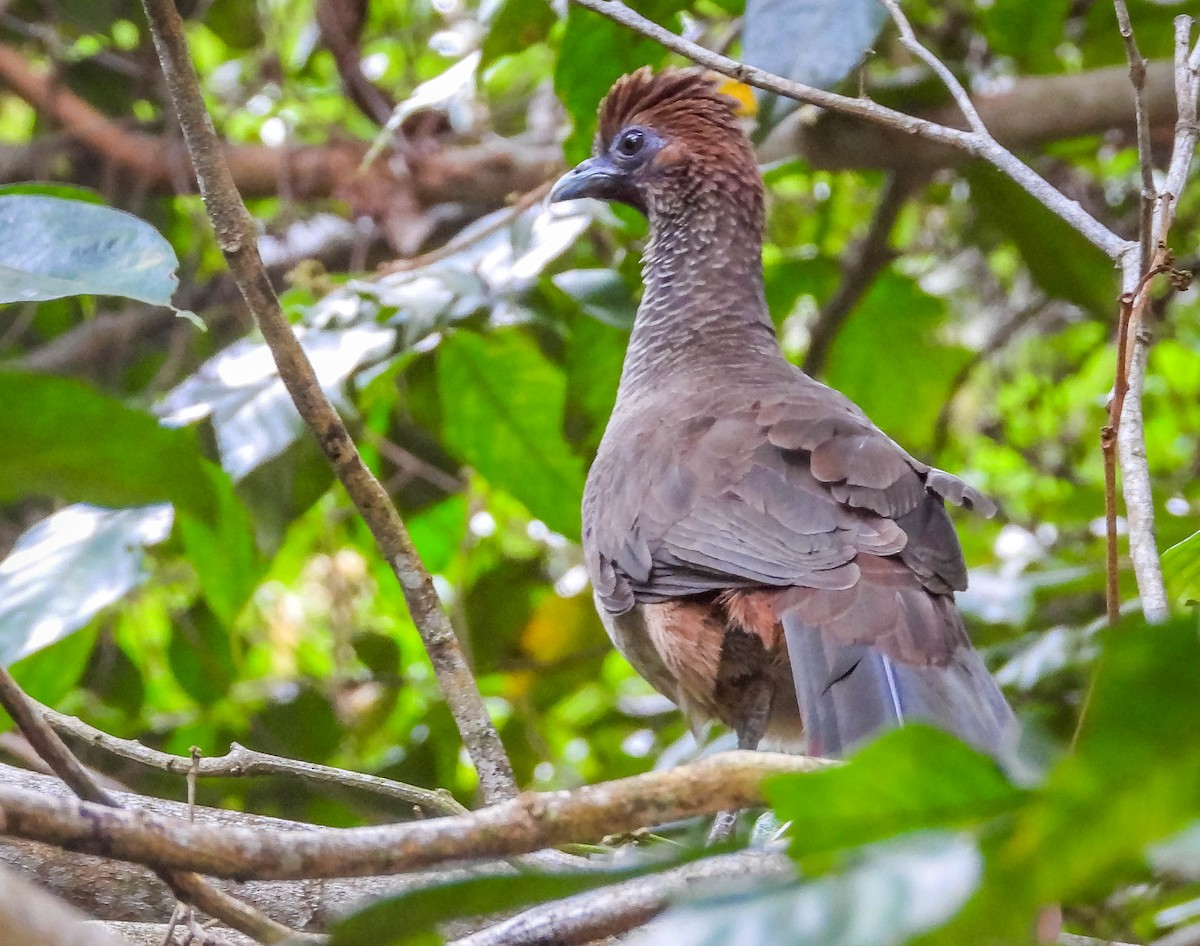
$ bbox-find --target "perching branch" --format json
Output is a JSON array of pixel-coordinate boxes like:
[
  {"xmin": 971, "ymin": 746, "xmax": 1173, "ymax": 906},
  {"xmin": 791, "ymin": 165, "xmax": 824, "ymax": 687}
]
[
  {"xmin": 0, "ymin": 750, "xmax": 826, "ymax": 880},
  {"xmin": 570, "ymin": 0, "xmax": 1132, "ymax": 262},
  {"xmin": 38, "ymin": 700, "xmax": 466, "ymax": 817},
  {"xmin": 136, "ymin": 0, "xmax": 517, "ymax": 804},
  {"xmin": 0, "ymin": 668, "xmax": 300, "ymax": 945}
]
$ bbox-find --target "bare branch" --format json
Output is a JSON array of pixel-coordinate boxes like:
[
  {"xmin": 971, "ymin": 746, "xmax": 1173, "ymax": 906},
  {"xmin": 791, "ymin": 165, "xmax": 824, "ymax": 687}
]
[
  {"xmin": 1115, "ymin": 15, "xmax": 1199, "ymax": 622},
  {"xmin": 569, "ymin": 0, "xmax": 1132, "ymax": 262},
  {"xmin": 0, "ymin": 751, "xmax": 826, "ymax": 880},
  {"xmin": 136, "ymin": 0, "xmax": 517, "ymax": 804},
  {"xmin": 1114, "ymin": 0, "xmax": 1156, "ymax": 270},
  {"xmin": 877, "ymin": 0, "xmax": 986, "ymax": 135},
  {"xmin": 0, "ymin": 668, "xmax": 301, "ymax": 945},
  {"xmin": 39, "ymin": 702, "xmax": 466, "ymax": 817}
]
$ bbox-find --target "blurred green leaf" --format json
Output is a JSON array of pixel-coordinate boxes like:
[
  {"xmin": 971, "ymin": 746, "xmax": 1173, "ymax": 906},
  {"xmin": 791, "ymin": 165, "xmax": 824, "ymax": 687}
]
[
  {"xmin": 167, "ymin": 603, "xmax": 237, "ymax": 705},
  {"xmin": 0, "ymin": 372, "xmax": 221, "ymax": 521},
  {"xmin": 330, "ymin": 853, "xmax": 703, "ymax": 946},
  {"xmin": 1163, "ymin": 529, "xmax": 1200, "ymax": 607},
  {"xmin": 0, "ymin": 195, "xmax": 179, "ymax": 305},
  {"xmin": 967, "ymin": 164, "xmax": 1117, "ymax": 319},
  {"xmin": 627, "ymin": 834, "xmax": 978, "ymax": 946},
  {"xmin": 438, "ymin": 331, "xmax": 586, "ymax": 541},
  {"xmin": 823, "ymin": 271, "xmax": 970, "ymax": 451},
  {"xmin": 555, "ymin": 3, "xmax": 680, "ymax": 163},
  {"xmin": 766, "ymin": 727, "xmax": 1024, "ymax": 860},
  {"xmin": 482, "ymin": 0, "xmax": 557, "ymax": 65},
  {"xmin": 980, "ymin": 0, "xmax": 1070, "ymax": 73}
]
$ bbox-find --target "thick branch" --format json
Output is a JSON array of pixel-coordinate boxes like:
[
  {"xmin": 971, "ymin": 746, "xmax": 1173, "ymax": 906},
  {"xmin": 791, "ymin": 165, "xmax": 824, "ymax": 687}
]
[
  {"xmin": 0, "ymin": 864, "xmax": 135, "ymax": 946},
  {"xmin": 571, "ymin": 0, "xmax": 1132, "ymax": 261},
  {"xmin": 137, "ymin": 0, "xmax": 517, "ymax": 804},
  {"xmin": 0, "ymin": 762, "xmax": 500, "ymax": 929},
  {"xmin": 0, "ymin": 751, "xmax": 825, "ymax": 880}
]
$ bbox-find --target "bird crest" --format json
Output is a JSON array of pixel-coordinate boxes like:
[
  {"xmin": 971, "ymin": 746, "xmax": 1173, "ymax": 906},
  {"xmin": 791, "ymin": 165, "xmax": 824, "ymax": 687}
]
[{"xmin": 596, "ymin": 67, "xmax": 746, "ymax": 153}]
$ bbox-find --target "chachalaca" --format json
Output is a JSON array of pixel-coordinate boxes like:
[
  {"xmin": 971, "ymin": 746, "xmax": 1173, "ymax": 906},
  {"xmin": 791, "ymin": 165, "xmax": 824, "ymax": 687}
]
[{"xmin": 549, "ymin": 68, "xmax": 1017, "ymax": 760}]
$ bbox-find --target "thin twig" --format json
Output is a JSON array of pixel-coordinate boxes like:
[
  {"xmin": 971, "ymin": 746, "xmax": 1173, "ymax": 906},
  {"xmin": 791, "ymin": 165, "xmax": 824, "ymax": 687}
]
[
  {"xmin": 1115, "ymin": 16, "xmax": 1199, "ymax": 622},
  {"xmin": 39, "ymin": 701, "xmax": 466, "ymax": 816},
  {"xmin": 1114, "ymin": 0, "xmax": 1156, "ymax": 272},
  {"xmin": 0, "ymin": 667, "xmax": 301, "ymax": 945},
  {"xmin": 138, "ymin": 0, "xmax": 517, "ymax": 804},
  {"xmin": 0, "ymin": 751, "xmax": 828, "ymax": 880},
  {"xmin": 570, "ymin": 0, "xmax": 1133, "ymax": 262}
]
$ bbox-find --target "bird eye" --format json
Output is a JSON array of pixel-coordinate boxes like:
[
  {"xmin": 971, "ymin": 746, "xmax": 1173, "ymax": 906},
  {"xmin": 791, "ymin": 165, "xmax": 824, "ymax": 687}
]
[{"xmin": 616, "ymin": 129, "xmax": 645, "ymax": 157}]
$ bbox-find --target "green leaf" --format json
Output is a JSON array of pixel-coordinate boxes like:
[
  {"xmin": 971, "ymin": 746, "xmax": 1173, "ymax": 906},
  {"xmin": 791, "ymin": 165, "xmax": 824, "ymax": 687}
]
[
  {"xmin": 438, "ymin": 331, "xmax": 586, "ymax": 541},
  {"xmin": 1163, "ymin": 529, "xmax": 1200, "ymax": 607},
  {"xmin": 0, "ymin": 505, "xmax": 173, "ymax": 666},
  {"xmin": 167, "ymin": 603, "xmax": 238, "ymax": 705},
  {"xmin": 0, "ymin": 372, "xmax": 221, "ymax": 521},
  {"xmin": 980, "ymin": 0, "xmax": 1070, "ymax": 73},
  {"xmin": 554, "ymin": 4, "xmax": 680, "ymax": 163},
  {"xmin": 482, "ymin": 0, "xmax": 557, "ymax": 65},
  {"xmin": 823, "ymin": 271, "xmax": 970, "ymax": 452},
  {"xmin": 627, "ymin": 833, "xmax": 978, "ymax": 946},
  {"xmin": 329, "ymin": 855, "xmax": 702, "ymax": 946},
  {"xmin": 766, "ymin": 726, "xmax": 1025, "ymax": 860},
  {"xmin": 967, "ymin": 164, "xmax": 1117, "ymax": 319},
  {"xmin": 176, "ymin": 472, "xmax": 264, "ymax": 627},
  {"xmin": 0, "ymin": 194, "xmax": 179, "ymax": 305}
]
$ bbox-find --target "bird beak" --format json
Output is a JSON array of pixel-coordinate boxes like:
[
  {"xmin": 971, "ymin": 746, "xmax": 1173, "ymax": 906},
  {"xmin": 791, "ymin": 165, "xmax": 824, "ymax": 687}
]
[{"xmin": 549, "ymin": 157, "xmax": 623, "ymax": 203}]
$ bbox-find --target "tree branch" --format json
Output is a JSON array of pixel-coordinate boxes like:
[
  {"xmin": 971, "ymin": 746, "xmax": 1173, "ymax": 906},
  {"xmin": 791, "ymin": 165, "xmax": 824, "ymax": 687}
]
[
  {"xmin": 570, "ymin": 0, "xmax": 1132, "ymax": 262},
  {"xmin": 136, "ymin": 0, "xmax": 517, "ymax": 804},
  {"xmin": 0, "ymin": 751, "xmax": 825, "ymax": 880},
  {"xmin": 38, "ymin": 701, "xmax": 466, "ymax": 818},
  {"xmin": 0, "ymin": 762, "xmax": 500, "ymax": 929},
  {"xmin": 1114, "ymin": 0, "xmax": 1156, "ymax": 271},
  {"xmin": 0, "ymin": 668, "xmax": 300, "ymax": 945},
  {"xmin": 0, "ymin": 864, "xmax": 136, "ymax": 946},
  {"xmin": 1115, "ymin": 15, "xmax": 1199, "ymax": 622}
]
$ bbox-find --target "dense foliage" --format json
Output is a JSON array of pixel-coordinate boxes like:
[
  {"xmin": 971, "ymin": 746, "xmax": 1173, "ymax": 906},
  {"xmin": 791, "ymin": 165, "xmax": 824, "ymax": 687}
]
[{"xmin": 1, "ymin": 0, "xmax": 1199, "ymax": 943}]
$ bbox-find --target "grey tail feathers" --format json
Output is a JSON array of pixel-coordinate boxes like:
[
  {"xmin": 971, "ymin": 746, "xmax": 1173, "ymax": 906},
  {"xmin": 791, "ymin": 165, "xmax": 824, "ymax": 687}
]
[{"xmin": 782, "ymin": 611, "xmax": 1018, "ymax": 759}]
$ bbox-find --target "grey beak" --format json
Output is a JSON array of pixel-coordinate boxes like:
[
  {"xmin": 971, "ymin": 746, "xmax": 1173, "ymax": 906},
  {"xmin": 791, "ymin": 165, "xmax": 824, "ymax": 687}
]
[{"xmin": 549, "ymin": 157, "xmax": 622, "ymax": 203}]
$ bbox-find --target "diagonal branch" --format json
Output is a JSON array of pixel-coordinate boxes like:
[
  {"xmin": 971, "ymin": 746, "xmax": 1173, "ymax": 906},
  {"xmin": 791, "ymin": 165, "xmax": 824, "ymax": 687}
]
[{"xmin": 137, "ymin": 0, "xmax": 517, "ymax": 804}]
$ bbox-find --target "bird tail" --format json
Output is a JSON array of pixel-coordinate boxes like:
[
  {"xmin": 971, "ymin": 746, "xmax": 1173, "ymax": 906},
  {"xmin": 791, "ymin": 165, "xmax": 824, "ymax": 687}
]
[{"xmin": 780, "ymin": 599, "xmax": 1017, "ymax": 759}]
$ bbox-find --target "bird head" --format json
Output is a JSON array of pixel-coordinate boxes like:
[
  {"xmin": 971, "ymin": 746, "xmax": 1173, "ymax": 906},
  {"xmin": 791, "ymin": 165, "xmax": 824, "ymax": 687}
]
[{"xmin": 550, "ymin": 68, "xmax": 763, "ymax": 225}]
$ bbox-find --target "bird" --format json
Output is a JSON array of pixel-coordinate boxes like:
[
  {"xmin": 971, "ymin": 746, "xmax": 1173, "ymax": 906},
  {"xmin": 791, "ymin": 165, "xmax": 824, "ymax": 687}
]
[{"xmin": 548, "ymin": 68, "xmax": 1017, "ymax": 762}]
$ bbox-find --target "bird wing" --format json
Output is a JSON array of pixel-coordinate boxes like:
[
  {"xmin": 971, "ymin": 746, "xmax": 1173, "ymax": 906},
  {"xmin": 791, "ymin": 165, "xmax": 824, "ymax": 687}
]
[{"xmin": 583, "ymin": 378, "xmax": 1016, "ymax": 757}]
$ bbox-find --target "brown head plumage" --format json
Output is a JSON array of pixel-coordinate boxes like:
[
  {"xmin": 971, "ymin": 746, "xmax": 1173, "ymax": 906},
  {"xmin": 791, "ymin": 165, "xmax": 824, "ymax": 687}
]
[
  {"xmin": 596, "ymin": 67, "xmax": 744, "ymax": 152},
  {"xmin": 549, "ymin": 68, "xmax": 762, "ymax": 226}
]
